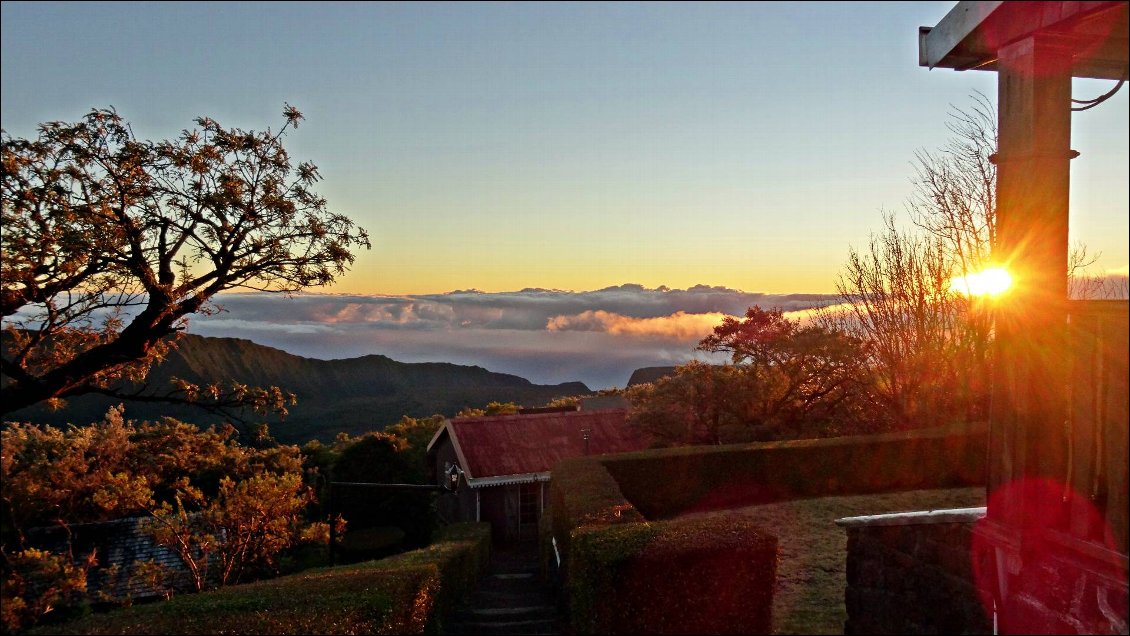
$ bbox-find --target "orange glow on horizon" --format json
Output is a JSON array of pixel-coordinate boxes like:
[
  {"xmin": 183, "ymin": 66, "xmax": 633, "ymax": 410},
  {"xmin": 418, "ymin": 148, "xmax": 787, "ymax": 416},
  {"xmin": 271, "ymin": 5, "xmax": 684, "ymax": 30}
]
[{"xmin": 950, "ymin": 268, "xmax": 1013, "ymax": 298}]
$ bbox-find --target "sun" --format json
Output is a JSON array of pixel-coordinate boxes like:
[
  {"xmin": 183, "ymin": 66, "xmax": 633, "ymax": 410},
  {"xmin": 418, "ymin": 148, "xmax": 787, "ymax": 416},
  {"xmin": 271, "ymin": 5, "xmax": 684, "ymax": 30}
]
[{"xmin": 950, "ymin": 268, "xmax": 1013, "ymax": 297}]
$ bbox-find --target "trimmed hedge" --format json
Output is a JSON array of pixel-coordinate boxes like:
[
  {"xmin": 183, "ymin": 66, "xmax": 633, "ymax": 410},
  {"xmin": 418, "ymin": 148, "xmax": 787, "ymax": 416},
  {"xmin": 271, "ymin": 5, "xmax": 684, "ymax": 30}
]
[
  {"xmin": 546, "ymin": 424, "xmax": 987, "ymax": 634},
  {"xmin": 602, "ymin": 423, "xmax": 987, "ymax": 519},
  {"xmin": 548, "ymin": 457, "xmax": 646, "ymax": 574},
  {"xmin": 33, "ymin": 522, "xmax": 491, "ymax": 635},
  {"xmin": 549, "ymin": 459, "xmax": 776, "ymax": 634},
  {"xmin": 569, "ymin": 513, "xmax": 776, "ymax": 635}
]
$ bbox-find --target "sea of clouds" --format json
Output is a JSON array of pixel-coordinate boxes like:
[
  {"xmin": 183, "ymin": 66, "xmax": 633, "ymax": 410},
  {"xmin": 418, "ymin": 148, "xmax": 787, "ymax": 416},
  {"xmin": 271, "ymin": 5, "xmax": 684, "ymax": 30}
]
[{"xmin": 186, "ymin": 284, "xmax": 841, "ymax": 390}]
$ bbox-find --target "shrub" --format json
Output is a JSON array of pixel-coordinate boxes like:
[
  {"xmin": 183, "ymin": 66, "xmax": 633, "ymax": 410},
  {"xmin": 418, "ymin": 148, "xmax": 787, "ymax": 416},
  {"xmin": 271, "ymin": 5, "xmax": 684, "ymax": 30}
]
[
  {"xmin": 330, "ymin": 432, "xmax": 435, "ymax": 549},
  {"xmin": 30, "ymin": 522, "xmax": 491, "ymax": 635},
  {"xmin": 1, "ymin": 410, "xmax": 316, "ymax": 630},
  {"xmin": 546, "ymin": 425, "xmax": 986, "ymax": 634},
  {"xmin": 1, "ymin": 548, "xmax": 92, "ymax": 633},
  {"xmin": 548, "ymin": 459, "xmax": 776, "ymax": 635},
  {"xmin": 601, "ymin": 423, "xmax": 987, "ymax": 519},
  {"xmin": 548, "ymin": 457, "xmax": 644, "ymax": 571},
  {"xmin": 569, "ymin": 514, "xmax": 776, "ymax": 635}
]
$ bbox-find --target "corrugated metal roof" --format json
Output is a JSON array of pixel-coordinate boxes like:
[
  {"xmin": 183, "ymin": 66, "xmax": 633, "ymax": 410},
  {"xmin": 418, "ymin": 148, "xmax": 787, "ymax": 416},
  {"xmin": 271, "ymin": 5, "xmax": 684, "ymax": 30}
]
[
  {"xmin": 27, "ymin": 517, "xmax": 192, "ymax": 601},
  {"xmin": 437, "ymin": 409, "xmax": 648, "ymax": 482}
]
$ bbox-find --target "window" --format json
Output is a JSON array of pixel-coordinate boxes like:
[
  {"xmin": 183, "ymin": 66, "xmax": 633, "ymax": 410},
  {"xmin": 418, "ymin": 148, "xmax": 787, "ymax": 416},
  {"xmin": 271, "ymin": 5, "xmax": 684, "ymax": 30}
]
[{"xmin": 519, "ymin": 483, "xmax": 539, "ymax": 526}]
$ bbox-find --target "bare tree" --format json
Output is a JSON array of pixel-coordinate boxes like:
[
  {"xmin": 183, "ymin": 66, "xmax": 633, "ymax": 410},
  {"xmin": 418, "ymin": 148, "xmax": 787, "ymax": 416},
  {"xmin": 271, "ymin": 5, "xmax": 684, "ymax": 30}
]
[
  {"xmin": 1, "ymin": 105, "xmax": 370, "ymax": 415},
  {"xmin": 827, "ymin": 214, "xmax": 984, "ymax": 428},
  {"xmin": 824, "ymin": 97, "xmax": 998, "ymax": 427},
  {"xmin": 907, "ymin": 92, "xmax": 996, "ymax": 279}
]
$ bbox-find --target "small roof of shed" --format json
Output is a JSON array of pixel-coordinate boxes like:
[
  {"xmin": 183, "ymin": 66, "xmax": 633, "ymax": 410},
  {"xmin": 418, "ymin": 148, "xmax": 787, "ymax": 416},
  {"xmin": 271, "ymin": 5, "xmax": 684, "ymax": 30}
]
[
  {"xmin": 919, "ymin": 1, "xmax": 1128, "ymax": 79},
  {"xmin": 426, "ymin": 409, "xmax": 649, "ymax": 488}
]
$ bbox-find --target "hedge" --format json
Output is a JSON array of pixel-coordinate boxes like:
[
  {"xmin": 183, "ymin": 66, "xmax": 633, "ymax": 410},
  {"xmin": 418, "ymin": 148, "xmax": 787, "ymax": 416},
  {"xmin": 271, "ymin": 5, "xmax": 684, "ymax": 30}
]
[
  {"xmin": 569, "ymin": 513, "xmax": 776, "ymax": 635},
  {"xmin": 548, "ymin": 456, "xmax": 645, "ymax": 575},
  {"xmin": 602, "ymin": 422, "xmax": 987, "ymax": 519},
  {"xmin": 545, "ymin": 424, "xmax": 987, "ymax": 634},
  {"xmin": 548, "ymin": 459, "xmax": 776, "ymax": 634},
  {"xmin": 32, "ymin": 522, "xmax": 491, "ymax": 635}
]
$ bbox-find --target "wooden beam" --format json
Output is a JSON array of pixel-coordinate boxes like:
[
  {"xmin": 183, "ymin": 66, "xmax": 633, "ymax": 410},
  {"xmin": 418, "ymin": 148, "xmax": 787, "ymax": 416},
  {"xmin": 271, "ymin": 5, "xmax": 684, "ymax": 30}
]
[
  {"xmin": 920, "ymin": 1, "xmax": 1129, "ymax": 80},
  {"xmin": 988, "ymin": 32, "xmax": 1075, "ymax": 530}
]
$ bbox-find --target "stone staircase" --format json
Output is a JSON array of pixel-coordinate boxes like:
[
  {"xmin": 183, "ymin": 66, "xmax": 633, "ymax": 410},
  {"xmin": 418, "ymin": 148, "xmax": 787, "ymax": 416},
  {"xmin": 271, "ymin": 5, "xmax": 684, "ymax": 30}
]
[{"xmin": 444, "ymin": 541, "xmax": 565, "ymax": 635}]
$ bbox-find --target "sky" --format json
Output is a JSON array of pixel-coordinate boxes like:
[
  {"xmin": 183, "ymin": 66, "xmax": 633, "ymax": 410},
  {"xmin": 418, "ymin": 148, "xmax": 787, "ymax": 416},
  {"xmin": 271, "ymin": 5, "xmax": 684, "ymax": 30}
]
[{"xmin": 3, "ymin": 2, "xmax": 1128, "ymax": 389}]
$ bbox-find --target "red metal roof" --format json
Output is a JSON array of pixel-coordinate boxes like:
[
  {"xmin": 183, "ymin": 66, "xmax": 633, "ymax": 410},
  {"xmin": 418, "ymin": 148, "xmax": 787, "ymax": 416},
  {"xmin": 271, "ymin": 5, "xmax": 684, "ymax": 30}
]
[{"xmin": 437, "ymin": 409, "xmax": 649, "ymax": 481}]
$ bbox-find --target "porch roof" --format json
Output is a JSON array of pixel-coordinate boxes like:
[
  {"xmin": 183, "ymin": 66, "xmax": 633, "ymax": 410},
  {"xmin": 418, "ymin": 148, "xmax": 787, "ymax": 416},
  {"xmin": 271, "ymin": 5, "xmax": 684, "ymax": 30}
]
[{"xmin": 919, "ymin": 1, "xmax": 1128, "ymax": 79}]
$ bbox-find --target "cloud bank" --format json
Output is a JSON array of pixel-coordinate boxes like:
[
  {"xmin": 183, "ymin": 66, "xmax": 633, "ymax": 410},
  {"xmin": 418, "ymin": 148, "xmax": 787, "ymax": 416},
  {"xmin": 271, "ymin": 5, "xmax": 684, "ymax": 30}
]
[{"xmin": 186, "ymin": 285, "xmax": 840, "ymax": 389}]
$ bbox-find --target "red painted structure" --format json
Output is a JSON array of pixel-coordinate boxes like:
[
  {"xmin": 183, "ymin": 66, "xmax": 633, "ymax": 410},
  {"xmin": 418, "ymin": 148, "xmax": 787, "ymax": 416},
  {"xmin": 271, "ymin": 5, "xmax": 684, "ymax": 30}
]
[{"xmin": 426, "ymin": 409, "xmax": 649, "ymax": 542}]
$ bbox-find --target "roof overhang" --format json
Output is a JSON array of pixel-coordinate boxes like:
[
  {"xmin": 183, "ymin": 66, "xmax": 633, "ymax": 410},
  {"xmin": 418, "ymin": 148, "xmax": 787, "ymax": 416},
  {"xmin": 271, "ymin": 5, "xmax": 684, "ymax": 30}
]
[
  {"xmin": 466, "ymin": 472, "xmax": 551, "ymax": 489},
  {"xmin": 919, "ymin": 1, "xmax": 1129, "ymax": 79},
  {"xmin": 426, "ymin": 419, "xmax": 553, "ymax": 487}
]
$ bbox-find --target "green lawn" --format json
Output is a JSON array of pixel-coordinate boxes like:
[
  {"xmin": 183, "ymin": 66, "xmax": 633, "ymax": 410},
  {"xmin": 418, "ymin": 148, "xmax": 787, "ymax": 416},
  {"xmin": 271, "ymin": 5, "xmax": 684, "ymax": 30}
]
[{"xmin": 679, "ymin": 486, "xmax": 986, "ymax": 635}]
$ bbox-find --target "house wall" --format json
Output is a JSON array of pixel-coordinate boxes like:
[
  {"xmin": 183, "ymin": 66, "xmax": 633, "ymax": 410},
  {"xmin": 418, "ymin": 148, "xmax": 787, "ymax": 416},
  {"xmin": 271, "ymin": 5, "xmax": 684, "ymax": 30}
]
[
  {"xmin": 478, "ymin": 487, "xmax": 513, "ymax": 542},
  {"xmin": 979, "ymin": 519, "xmax": 1130, "ymax": 635},
  {"xmin": 839, "ymin": 509, "xmax": 992, "ymax": 635},
  {"xmin": 467, "ymin": 483, "xmax": 545, "ymax": 543},
  {"xmin": 432, "ymin": 437, "xmax": 477, "ymax": 526},
  {"xmin": 431, "ymin": 432, "xmax": 550, "ymax": 542},
  {"xmin": 980, "ymin": 300, "xmax": 1129, "ymax": 634}
]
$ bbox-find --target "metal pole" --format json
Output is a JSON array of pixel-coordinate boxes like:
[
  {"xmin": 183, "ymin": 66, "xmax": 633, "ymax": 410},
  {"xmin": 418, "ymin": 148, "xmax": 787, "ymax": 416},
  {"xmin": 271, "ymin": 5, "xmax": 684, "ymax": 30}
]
[
  {"xmin": 327, "ymin": 481, "xmax": 336, "ymax": 567},
  {"xmin": 330, "ymin": 482, "xmax": 446, "ymax": 491}
]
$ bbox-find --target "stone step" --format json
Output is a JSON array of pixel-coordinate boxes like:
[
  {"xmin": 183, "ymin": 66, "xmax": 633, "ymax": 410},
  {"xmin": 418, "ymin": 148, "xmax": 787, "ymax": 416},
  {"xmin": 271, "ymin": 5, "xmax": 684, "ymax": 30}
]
[
  {"xmin": 445, "ymin": 542, "xmax": 565, "ymax": 635},
  {"xmin": 443, "ymin": 617, "xmax": 559, "ymax": 635},
  {"xmin": 460, "ymin": 605, "xmax": 557, "ymax": 617},
  {"xmin": 491, "ymin": 571, "xmax": 536, "ymax": 579},
  {"xmin": 471, "ymin": 588, "xmax": 555, "ymax": 605}
]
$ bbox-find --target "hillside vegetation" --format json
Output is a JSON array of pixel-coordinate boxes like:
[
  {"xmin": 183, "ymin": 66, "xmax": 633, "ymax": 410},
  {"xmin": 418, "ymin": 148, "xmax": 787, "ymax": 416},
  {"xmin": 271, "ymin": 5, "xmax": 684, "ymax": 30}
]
[{"xmin": 4, "ymin": 334, "xmax": 590, "ymax": 443}]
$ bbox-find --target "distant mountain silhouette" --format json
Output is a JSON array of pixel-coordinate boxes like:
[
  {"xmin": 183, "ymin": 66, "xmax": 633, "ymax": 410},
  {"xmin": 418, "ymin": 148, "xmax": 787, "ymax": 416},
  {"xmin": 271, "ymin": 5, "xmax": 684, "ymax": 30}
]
[
  {"xmin": 4, "ymin": 334, "xmax": 590, "ymax": 443},
  {"xmin": 626, "ymin": 366, "xmax": 678, "ymax": 387}
]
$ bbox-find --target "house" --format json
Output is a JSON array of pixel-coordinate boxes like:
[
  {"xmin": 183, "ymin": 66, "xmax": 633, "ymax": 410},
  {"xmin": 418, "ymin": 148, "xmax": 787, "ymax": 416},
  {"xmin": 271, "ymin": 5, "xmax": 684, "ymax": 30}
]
[{"xmin": 425, "ymin": 408, "xmax": 649, "ymax": 542}]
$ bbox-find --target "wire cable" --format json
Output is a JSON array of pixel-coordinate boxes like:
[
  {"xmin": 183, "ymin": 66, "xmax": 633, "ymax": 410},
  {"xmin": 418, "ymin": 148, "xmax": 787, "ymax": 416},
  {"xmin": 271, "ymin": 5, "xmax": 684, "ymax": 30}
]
[{"xmin": 1071, "ymin": 71, "xmax": 1128, "ymax": 112}]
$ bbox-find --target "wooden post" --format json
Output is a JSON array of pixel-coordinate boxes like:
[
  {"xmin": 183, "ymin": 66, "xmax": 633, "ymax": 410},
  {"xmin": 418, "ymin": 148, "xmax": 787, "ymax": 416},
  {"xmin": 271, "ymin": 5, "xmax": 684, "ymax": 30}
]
[{"xmin": 988, "ymin": 32, "xmax": 1075, "ymax": 528}]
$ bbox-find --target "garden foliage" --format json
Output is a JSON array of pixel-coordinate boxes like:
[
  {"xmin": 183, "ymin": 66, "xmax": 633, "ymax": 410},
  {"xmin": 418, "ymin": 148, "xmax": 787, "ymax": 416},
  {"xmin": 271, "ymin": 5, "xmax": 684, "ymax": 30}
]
[
  {"xmin": 1, "ymin": 407, "xmax": 317, "ymax": 631},
  {"xmin": 29, "ymin": 522, "xmax": 491, "ymax": 635}
]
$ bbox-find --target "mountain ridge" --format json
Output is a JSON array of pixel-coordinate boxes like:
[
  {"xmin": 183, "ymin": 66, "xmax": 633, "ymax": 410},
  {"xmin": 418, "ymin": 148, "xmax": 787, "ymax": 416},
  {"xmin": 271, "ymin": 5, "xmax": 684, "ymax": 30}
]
[{"xmin": 5, "ymin": 334, "xmax": 591, "ymax": 443}]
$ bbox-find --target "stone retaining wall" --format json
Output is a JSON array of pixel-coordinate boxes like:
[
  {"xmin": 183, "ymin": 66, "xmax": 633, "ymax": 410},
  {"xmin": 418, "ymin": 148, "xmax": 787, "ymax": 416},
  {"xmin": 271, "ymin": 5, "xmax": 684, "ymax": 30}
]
[{"xmin": 837, "ymin": 507, "xmax": 991, "ymax": 635}]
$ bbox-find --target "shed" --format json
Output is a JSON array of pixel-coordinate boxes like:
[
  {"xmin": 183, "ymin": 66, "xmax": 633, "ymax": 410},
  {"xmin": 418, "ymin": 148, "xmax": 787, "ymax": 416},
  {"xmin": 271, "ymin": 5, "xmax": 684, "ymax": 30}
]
[{"xmin": 426, "ymin": 409, "xmax": 649, "ymax": 542}]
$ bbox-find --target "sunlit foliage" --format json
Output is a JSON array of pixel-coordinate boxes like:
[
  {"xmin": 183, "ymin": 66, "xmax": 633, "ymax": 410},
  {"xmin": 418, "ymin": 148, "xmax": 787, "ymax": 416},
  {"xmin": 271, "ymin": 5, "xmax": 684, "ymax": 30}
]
[
  {"xmin": 455, "ymin": 401, "xmax": 521, "ymax": 417},
  {"xmin": 626, "ymin": 307, "xmax": 877, "ymax": 446},
  {"xmin": 0, "ymin": 407, "xmax": 315, "ymax": 630}
]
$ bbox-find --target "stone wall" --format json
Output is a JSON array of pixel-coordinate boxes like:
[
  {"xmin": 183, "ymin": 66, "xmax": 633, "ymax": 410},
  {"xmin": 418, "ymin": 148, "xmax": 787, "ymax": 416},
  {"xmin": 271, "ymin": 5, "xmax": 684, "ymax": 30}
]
[{"xmin": 838, "ymin": 508, "xmax": 991, "ymax": 635}]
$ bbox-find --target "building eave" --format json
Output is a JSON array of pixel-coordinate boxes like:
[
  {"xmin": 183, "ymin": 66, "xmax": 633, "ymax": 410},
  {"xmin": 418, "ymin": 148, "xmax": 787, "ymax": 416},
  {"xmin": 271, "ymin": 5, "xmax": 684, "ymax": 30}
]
[{"xmin": 466, "ymin": 472, "xmax": 551, "ymax": 489}]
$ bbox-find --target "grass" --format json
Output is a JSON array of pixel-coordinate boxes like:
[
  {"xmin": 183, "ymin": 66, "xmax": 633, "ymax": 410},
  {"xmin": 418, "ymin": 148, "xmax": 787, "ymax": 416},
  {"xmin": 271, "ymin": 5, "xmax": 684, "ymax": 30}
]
[
  {"xmin": 678, "ymin": 486, "xmax": 986, "ymax": 635},
  {"xmin": 31, "ymin": 560, "xmax": 419, "ymax": 635}
]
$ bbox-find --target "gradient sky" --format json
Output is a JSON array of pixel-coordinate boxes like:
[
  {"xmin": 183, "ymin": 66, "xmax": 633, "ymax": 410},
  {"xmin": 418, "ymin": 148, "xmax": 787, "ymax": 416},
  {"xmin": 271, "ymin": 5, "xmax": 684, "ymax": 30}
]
[{"xmin": 3, "ymin": 1, "xmax": 1128, "ymax": 296}]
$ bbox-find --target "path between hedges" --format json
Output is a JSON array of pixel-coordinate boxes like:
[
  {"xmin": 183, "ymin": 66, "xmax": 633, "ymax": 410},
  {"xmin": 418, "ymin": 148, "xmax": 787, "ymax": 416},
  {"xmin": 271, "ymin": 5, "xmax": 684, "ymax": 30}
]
[{"xmin": 445, "ymin": 540, "xmax": 567, "ymax": 635}]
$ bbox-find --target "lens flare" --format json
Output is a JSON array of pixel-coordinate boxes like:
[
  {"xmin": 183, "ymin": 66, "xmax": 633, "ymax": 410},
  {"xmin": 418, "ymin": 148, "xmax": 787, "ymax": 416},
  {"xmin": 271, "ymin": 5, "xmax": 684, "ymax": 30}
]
[{"xmin": 950, "ymin": 268, "xmax": 1012, "ymax": 297}]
